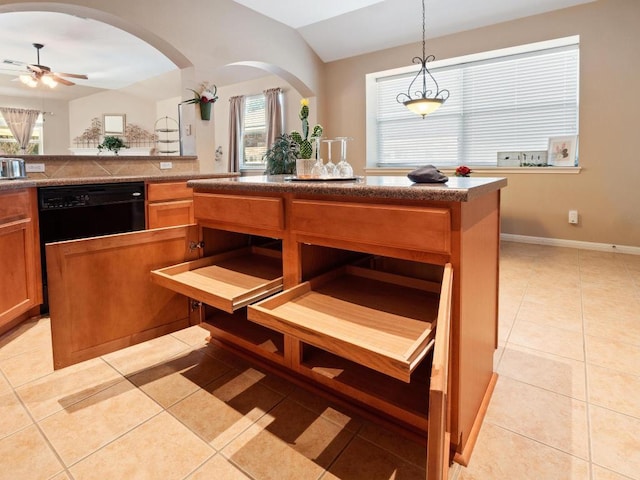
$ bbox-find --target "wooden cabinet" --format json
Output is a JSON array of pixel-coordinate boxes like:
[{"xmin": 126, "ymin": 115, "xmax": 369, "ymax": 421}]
[
  {"xmin": 0, "ymin": 188, "xmax": 42, "ymax": 335},
  {"xmin": 47, "ymin": 225, "xmax": 200, "ymax": 369},
  {"xmin": 47, "ymin": 180, "xmax": 502, "ymax": 479},
  {"xmin": 146, "ymin": 181, "xmax": 194, "ymax": 229}
]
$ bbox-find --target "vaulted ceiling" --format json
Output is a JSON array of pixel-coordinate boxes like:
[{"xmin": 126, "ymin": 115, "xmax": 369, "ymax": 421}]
[{"xmin": 0, "ymin": 0, "xmax": 596, "ymax": 100}]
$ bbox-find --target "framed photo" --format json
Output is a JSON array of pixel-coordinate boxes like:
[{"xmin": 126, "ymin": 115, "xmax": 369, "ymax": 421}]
[
  {"xmin": 103, "ymin": 114, "xmax": 126, "ymax": 135},
  {"xmin": 548, "ymin": 136, "xmax": 577, "ymax": 166}
]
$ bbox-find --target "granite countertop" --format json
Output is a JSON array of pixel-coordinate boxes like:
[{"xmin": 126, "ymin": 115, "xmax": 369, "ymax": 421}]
[
  {"xmin": 188, "ymin": 175, "xmax": 507, "ymax": 202},
  {"xmin": 0, "ymin": 172, "xmax": 238, "ymax": 192}
]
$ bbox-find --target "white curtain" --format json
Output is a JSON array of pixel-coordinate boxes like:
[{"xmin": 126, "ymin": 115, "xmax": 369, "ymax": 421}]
[
  {"xmin": 228, "ymin": 95, "xmax": 245, "ymax": 173},
  {"xmin": 263, "ymin": 87, "xmax": 283, "ymax": 149},
  {"xmin": 0, "ymin": 107, "xmax": 40, "ymax": 153}
]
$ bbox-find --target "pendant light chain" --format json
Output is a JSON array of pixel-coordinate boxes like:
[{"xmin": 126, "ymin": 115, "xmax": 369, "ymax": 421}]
[
  {"xmin": 396, "ymin": 0, "xmax": 450, "ymax": 117},
  {"xmin": 422, "ymin": 0, "xmax": 426, "ymax": 61}
]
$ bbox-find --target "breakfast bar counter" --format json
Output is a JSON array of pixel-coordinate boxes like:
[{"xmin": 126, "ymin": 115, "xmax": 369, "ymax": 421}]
[{"xmin": 188, "ymin": 174, "xmax": 507, "ymax": 202}]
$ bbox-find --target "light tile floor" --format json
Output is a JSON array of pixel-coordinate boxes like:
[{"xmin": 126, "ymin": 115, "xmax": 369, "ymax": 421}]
[{"xmin": 0, "ymin": 242, "xmax": 638, "ymax": 479}]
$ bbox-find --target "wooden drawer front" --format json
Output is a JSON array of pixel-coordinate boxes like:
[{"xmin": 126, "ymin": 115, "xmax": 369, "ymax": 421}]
[
  {"xmin": 292, "ymin": 200, "xmax": 451, "ymax": 254},
  {"xmin": 148, "ymin": 200, "xmax": 194, "ymax": 229},
  {"xmin": 194, "ymin": 193, "xmax": 284, "ymax": 232},
  {"xmin": 147, "ymin": 181, "xmax": 193, "ymax": 202},
  {"xmin": 0, "ymin": 189, "xmax": 31, "ymax": 222}
]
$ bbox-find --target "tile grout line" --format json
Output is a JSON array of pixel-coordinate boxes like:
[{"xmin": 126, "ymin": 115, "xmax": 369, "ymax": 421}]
[
  {"xmin": 577, "ymin": 251, "xmax": 596, "ymax": 480},
  {"xmin": 317, "ymin": 425, "xmax": 362, "ymax": 480}
]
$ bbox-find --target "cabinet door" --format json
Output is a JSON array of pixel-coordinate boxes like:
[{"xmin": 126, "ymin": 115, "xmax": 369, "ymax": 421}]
[
  {"xmin": 47, "ymin": 225, "xmax": 199, "ymax": 369},
  {"xmin": 147, "ymin": 200, "xmax": 194, "ymax": 228},
  {"xmin": 0, "ymin": 217, "xmax": 40, "ymax": 330},
  {"xmin": 427, "ymin": 264, "xmax": 453, "ymax": 480}
]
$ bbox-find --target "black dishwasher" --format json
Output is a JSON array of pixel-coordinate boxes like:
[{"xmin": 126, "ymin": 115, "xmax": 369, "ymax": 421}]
[{"xmin": 38, "ymin": 182, "xmax": 146, "ymax": 311}]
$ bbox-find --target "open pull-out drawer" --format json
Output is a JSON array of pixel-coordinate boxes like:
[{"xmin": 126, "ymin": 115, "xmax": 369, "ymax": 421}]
[
  {"xmin": 151, "ymin": 246, "xmax": 283, "ymax": 313},
  {"xmin": 248, "ymin": 263, "xmax": 452, "ymax": 383}
]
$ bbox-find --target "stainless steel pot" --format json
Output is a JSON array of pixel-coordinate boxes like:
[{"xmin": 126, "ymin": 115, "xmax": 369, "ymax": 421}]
[{"xmin": 0, "ymin": 158, "xmax": 27, "ymax": 179}]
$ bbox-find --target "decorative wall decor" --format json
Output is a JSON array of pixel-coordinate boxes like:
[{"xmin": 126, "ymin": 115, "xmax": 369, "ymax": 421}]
[{"xmin": 548, "ymin": 136, "xmax": 577, "ymax": 166}]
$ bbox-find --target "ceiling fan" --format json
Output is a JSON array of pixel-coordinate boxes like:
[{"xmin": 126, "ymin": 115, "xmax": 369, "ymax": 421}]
[{"xmin": 3, "ymin": 43, "xmax": 88, "ymax": 88}]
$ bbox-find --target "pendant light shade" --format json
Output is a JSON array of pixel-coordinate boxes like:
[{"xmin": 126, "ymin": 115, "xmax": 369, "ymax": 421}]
[{"xmin": 396, "ymin": 0, "xmax": 449, "ymax": 118}]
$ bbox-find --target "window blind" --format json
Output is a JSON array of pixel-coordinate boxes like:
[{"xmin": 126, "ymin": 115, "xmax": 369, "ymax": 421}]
[
  {"xmin": 375, "ymin": 44, "xmax": 579, "ymax": 167},
  {"xmin": 242, "ymin": 94, "xmax": 267, "ymax": 167}
]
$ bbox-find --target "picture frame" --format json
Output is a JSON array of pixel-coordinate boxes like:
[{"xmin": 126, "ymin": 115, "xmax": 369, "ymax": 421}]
[
  {"xmin": 103, "ymin": 114, "xmax": 126, "ymax": 135},
  {"xmin": 548, "ymin": 136, "xmax": 577, "ymax": 166}
]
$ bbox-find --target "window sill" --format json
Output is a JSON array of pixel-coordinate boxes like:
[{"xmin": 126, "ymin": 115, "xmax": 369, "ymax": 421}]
[{"xmin": 365, "ymin": 166, "xmax": 582, "ymax": 175}]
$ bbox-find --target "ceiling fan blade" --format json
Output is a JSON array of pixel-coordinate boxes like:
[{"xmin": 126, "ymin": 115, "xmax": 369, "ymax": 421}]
[
  {"xmin": 3, "ymin": 59, "xmax": 27, "ymax": 67},
  {"xmin": 50, "ymin": 74, "xmax": 75, "ymax": 86},
  {"xmin": 53, "ymin": 72, "xmax": 88, "ymax": 79},
  {"xmin": 27, "ymin": 64, "xmax": 44, "ymax": 73}
]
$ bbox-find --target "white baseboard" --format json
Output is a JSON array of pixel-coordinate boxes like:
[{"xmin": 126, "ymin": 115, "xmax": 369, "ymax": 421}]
[{"xmin": 501, "ymin": 233, "xmax": 640, "ymax": 256}]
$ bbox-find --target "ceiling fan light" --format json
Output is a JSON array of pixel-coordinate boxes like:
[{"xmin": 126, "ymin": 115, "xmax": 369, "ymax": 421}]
[
  {"xmin": 404, "ymin": 98, "xmax": 444, "ymax": 117},
  {"xmin": 19, "ymin": 74, "xmax": 38, "ymax": 88},
  {"xmin": 41, "ymin": 75, "xmax": 57, "ymax": 88}
]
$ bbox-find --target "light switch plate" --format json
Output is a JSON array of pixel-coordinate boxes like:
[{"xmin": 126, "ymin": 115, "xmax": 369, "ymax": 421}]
[
  {"xmin": 25, "ymin": 163, "xmax": 45, "ymax": 173},
  {"xmin": 160, "ymin": 161, "xmax": 172, "ymax": 170}
]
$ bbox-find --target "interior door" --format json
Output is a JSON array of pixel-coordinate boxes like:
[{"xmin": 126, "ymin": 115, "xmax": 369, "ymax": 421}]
[{"xmin": 47, "ymin": 225, "xmax": 199, "ymax": 369}]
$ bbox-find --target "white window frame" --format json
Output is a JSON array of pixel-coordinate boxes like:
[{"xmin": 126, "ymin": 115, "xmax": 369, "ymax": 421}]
[
  {"xmin": 366, "ymin": 36, "xmax": 580, "ymax": 172},
  {"xmin": 240, "ymin": 93, "xmax": 268, "ymax": 171}
]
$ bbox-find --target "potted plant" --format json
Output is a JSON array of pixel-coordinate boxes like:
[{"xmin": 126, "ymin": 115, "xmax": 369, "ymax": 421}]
[
  {"xmin": 183, "ymin": 82, "xmax": 218, "ymax": 120},
  {"xmin": 97, "ymin": 135, "xmax": 128, "ymax": 155},
  {"xmin": 263, "ymin": 133, "xmax": 300, "ymax": 175},
  {"xmin": 290, "ymin": 98, "xmax": 323, "ymax": 158}
]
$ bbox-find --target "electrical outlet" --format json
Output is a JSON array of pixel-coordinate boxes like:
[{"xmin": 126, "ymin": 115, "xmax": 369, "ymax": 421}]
[
  {"xmin": 568, "ymin": 210, "xmax": 579, "ymax": 224},
  {"xmin": 25, "ymin": 163, "xmax": 45, "ymax": 173},
  {"xmin": 160, "ymin": 162, "xmax": 172, "ymax": 170}
]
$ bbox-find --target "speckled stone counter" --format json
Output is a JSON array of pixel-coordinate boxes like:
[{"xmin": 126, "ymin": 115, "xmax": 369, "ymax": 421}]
[
  {"xmin": 188, "ymin": 175, "xmax": 507, "ymax": 202},
  {"xmin": 0, "ymin": 172, "xmax": 238, "ymax": 192}
]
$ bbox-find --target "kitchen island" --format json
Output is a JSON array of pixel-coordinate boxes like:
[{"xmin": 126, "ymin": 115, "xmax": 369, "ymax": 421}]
[
  {"xmin": 185, "ymin": 175, "xmax": 507, "ymax": 465},
  {"xmin": 46, "ymin": 174, "xmax": 505, "ymax": 477}
]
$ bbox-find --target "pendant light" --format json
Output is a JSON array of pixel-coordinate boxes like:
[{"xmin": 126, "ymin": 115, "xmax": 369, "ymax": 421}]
[{"xmin": 396, "ymin": 0, "xmax": 449, "ymax": 118}]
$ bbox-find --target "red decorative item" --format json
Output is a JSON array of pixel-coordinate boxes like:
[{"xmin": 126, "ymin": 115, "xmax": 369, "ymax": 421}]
[{"xmin": 455, "ymin": 165, "xmax": 472, "ymax": 177}]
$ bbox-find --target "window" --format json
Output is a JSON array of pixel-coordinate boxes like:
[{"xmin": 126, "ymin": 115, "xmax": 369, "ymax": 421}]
[
  {"xmin": 241, "ymin": 94, "xmax": 267, "ymax": 169},
  {"xmin": 367, "ymin": 37, "xmax": 579, "ymax": 168},
  {"xmin": 0, "ymin": 113, "xmax": 43, "ymax": 154}
]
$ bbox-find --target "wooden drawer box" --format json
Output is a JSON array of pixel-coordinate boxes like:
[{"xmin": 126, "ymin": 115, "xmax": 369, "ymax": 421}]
[
  {"xmin": 194, "ymin": 193, "xmax": 284, "ymax": 233},
  {"xmin": 151, "ymin": 246, "xmax": 283, "ymax": 313},
  {"xmin": 249, "ymin": 263, "xmax": 452, "ymax": 383},
  {"xmin": 291, "ymin": 200, "xmax": 451, "ymax": 255}
]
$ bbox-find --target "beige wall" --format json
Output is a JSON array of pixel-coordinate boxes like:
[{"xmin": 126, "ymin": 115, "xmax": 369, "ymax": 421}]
[
  {"xmin": 69, "ymin": 90, "xmax": 157, "ymax": 147},
  {"xmin": 0, "ymin": 95, "xmax": 70, "ymax": 154},
  {"xmin": 323, "ymin": 0, "xmax": 640, "ymax": 247}
]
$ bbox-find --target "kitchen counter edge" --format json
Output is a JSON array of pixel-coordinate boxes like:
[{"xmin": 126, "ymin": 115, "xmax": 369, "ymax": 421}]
[
  {"xmin": 187, "ymin": 175, "xmax": 507, "ymax": 202},
  {"xmin": 0, "ymin": 173, "xmax": 239, "ymax": 191}
]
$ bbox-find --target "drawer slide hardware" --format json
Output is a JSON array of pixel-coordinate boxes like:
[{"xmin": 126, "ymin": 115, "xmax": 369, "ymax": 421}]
[{"xmin": 189, "ymin": 241, "xmax": 205, "ymax": 251}]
